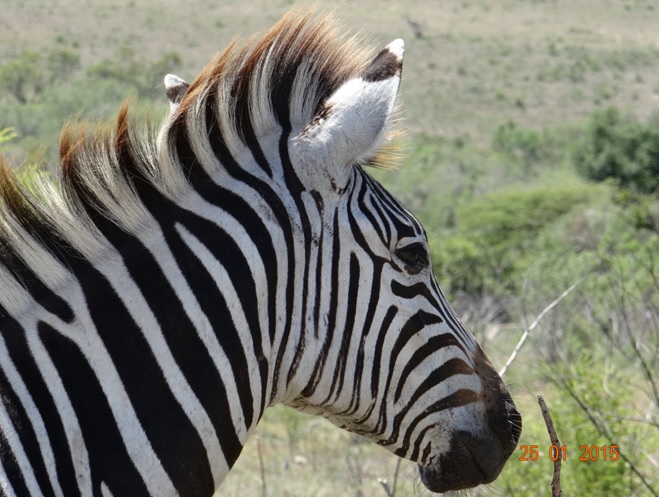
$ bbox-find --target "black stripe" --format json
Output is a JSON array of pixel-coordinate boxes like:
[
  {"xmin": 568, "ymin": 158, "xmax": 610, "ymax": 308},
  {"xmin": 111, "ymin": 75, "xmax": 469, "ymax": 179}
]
[
  {"xmin": 276, "ymin": 123, "xmax": 315, "ymax": 388},
  {"xmin": 93, "ymin": 206, "xmax": 247, "ymax": 469},
  {"xmin": 37, "ymin": 322, "xmax": 150, "ymax": 497},
  {"xmin": 0, "ymin": 426, "xmax": 30, "ymax": 497},
  {"xmin": 311, "ymin": 190, "xmax": 324, "ymax": 338},
  {"xmin": 0, "ymin": 365, "xmax": 56, "ymax": 497},
  {"xmin": 300, "ymin": 213, "xmax": 341, "ymax": 398},
  {"xmin": 230, "ymin": 86, "xmax": 273, "ymax": 177},
  {"xmin": 175, "ymin": 191, "xmax": 273, "ymax": 420},
  {"xmin": 164, "ymin": 215, "xmax": 257, "ymax": 432},
  {"xmin": 147, "ymin": 102, "xmax": 275, "ymax": 423},
  {"xmin": 391, "ymin": 388, "xmax": 479, "ymax": 457},
  {"xmin": 411, "ymin": 424, "xmax": 435, "ymax": 463},
  {"xmin": 161, "ymin": 224, "xmax": 248, "ymax": 466},
  {"xmin": 391, "ymin": 280, "xmax": 437, "ymax": 305},
  {"xmin": 341, "ymin": 260, "xmax": 382, "ymax": 417},
  {"xmin": 0, "ymin": 254, "xmax": 73, "ymax": 323},
  {"xmin": 398, "ymin": 358, "xmax": 473, "ymax": 410},
  {"xmin": 346, "ymin": 199, "xmax": 388, "ymax": 268},
  {"xmin": 363, "ymin": 189, "xmax": 391, "ymax": 246},
  {"xmin": 361, "ymin": 170, "xmax": 411, "ymax": 219},
  {"xmin": 0, "ymin": 312, "xmax": 80, "ymax": 497},
  {"xmin": 394, "ymin": 335, "xmax": 465, "ymax": 402},
  {"xmin": 354, "ymin": 304, "xmax": 400, "ymax": 430},
  {"xmin": 357, "ymin": 183, "xmax": 387, "ymax": 248},
  {"xmin": 202, "ymin": 90, "xmax": 294, "ymax": 404},
  {"xmin": 376, "ymin": 310, "xmax": 443, "ymax": 433},
  {"xmin": 321, "ymin": 251, "xmax": 360, "ymax": 406},
  {"xmin": 64, "ymin": 255, "xmax": 214, "ymax": 497}
]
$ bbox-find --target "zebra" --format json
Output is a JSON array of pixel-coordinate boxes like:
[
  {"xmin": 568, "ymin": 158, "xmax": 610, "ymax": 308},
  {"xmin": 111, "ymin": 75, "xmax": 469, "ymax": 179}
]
[{"xmin": 0, "ymin": 9, "xmax": 521, "ymax": 497}]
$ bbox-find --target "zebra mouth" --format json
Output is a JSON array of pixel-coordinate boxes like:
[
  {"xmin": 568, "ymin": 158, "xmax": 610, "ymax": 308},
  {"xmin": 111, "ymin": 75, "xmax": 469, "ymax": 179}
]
[{"xmin": 417, "ymin": 432, "xmax": 500, "ymax": 493}]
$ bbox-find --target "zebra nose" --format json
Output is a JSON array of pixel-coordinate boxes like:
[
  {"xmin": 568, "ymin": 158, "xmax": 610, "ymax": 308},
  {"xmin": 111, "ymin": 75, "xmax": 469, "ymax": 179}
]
[
  {"xmin": 417, "ymin": 387, "xmax": 521, "ymax": 492},
  {"xmin": 418, "ymin": 425, "xmax": 516, "ymax": 493},
  {"xmin": 419, "ymin": 350, "xmax": 522, "ymax": 492},
  {"xmin": 418, "ymin": 390, "xmax": 521, "ymax": 492}
]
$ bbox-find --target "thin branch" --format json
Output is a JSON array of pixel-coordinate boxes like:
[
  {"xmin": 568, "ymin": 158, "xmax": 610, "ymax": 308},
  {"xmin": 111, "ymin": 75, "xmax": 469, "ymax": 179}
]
[
  {"xmin": 559, "ymin": 375, "xmax": 659, "ymax": 497},
  {"xmin": 537, "ymin": 396, "xmax": 562, "ymax": 497},
  {"xmin": 617, "ymin": 290, "xmax": 659, "ymax": 410},
  {"xmin": 599, "ymin": 410, "xmax": 659, "ymax": 430},
  {"xmin": 499, "ymin": 281, "xmax": 580, "ymax": 377},
  {"xmin": 377, "ymin": 458, "xmax": 402, "ymax": 497},
  {"xmin": 257, "ymin": 437, "xmax": 267, "ymax": 497}
]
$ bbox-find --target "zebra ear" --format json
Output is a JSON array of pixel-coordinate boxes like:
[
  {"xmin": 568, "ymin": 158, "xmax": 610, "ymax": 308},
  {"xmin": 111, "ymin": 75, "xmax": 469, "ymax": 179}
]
[
  {"xmin": 295, "ymin": 39, "xmax": 404, "ymax": 190},
  {"xmin": 164, "ymin": 74, "xmax": 190, "ymax": 112}
]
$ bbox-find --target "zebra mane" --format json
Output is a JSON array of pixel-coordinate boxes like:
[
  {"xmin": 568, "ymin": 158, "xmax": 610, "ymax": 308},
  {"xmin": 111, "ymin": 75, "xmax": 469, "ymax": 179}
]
[{"xmin": 0, "ymin": 10, "xmax": 384, "ymax": 313}]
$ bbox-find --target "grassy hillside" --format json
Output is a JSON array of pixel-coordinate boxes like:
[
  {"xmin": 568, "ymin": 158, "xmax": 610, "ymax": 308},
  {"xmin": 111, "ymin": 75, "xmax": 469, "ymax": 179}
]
[
  {"xmin": 2, "ymin": 0, "xmax": 659, "ymax": 145},
  {"xmin": 1, "ymin": 1, "xmax": 658, "ymax": 495}
]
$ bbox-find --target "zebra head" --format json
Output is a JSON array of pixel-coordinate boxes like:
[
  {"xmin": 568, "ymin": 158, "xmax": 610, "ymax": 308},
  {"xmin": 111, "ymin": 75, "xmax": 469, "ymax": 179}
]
[{"xmin": 160, "ymin": 13, "xmax": 521, "ymax": 493}]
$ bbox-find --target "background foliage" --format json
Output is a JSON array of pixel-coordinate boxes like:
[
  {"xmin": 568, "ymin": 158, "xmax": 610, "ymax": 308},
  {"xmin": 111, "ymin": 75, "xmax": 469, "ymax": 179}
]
[{"xmin": 1, "ymin": 0, "xmax": 657, "ymax": 495}]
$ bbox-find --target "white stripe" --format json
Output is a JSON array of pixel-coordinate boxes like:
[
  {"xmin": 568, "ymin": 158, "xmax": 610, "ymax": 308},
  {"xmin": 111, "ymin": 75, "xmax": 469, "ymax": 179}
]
[
  {"xmin": 100, "ymin": 482, "xmax": 114, "ymax": 497},
  {"xmin": 132, "ymin": 225, "xmax": 233, "ymax": 480},
  {"xmin": 90, "ymin": 242, "xmax": 223, "ymax": 491},
  {"xmin": 22, "ymin": 318, "xmax": 93, "ymax": 497},
  {"xmin": 174, "ymin": 189, "xmax": 274, "ymax": 420},
  {"xmin": 40, "ymin": 279, "xmax": 177, "ymax": 497},
  {"xmin": 175, "ymin": 223, "xmax": 255, "ymax": 433},
  {"xmin": 0, "ymin": 332, "xmax": 66, "ymax": 497}
]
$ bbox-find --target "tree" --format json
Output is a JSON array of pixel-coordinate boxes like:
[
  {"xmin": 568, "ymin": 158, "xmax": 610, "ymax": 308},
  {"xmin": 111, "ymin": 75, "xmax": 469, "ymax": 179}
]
[{"xmin": 0, "ymin": 47, "xmax": 80, "ymax": 104}]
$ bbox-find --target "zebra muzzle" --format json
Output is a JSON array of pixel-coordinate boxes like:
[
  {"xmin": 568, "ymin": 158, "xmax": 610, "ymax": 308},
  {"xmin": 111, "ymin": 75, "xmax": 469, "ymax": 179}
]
[{"xmin": 418, "ymin": 394, "xmax": 521, "ymax": 492}]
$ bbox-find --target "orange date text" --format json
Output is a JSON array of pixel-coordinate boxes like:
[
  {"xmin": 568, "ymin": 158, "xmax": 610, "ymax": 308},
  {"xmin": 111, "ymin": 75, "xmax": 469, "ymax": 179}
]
[{"xmin": 518, "ymin": 444, "xmax": 619, "ymax": 462}]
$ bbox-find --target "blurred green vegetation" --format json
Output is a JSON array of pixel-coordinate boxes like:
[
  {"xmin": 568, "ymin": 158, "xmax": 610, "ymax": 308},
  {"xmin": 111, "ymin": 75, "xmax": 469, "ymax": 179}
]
[
  {"xmin": 573, "ymin": 108, "xmax": 659, "ymax": 194},
  {"xmin": 0, "ymin": 43, "xmax": 174, "ymax": 166}
]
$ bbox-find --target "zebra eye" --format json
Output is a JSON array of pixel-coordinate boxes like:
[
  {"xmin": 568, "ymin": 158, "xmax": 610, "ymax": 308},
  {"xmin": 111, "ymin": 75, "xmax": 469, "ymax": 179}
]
[{"xmin": 395, "ymin": 242, "xmax": 429, "ymax": 274}]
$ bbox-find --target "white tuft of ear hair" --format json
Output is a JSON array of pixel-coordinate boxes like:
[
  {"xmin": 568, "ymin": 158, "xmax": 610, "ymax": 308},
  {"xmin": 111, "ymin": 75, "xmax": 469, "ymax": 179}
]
[
  {"xmin": 164, "ymin": 74, "xmax": 190, "ymax": 112},
  {"xmin": 293, "ymin": 39, "xmax": 404, "ymax": 191}
]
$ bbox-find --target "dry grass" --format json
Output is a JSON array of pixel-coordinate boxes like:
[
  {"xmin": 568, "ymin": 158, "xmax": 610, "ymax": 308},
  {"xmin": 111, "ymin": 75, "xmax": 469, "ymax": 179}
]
[
  {"xmin": 221, "ymin": 406, "xmax": 427, "ymax": 497},
  {"xmin": 2, "ymin": 0, "xmax": 658, "ymax": 141}
]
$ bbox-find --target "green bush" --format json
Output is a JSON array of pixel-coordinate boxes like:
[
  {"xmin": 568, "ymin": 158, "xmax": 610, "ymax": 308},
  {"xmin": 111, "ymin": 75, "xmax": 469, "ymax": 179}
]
[
  {"xmin": 492, "ymin": 120, "xmax": 561, "ymax": 172},
  {"xmin": 572, "ymin": 108, "xmax": 659, "ymax": 194},
  {"xmin": 0, "ymin": 47, "xmax": 80, "ymax": 104},
  {"xmin": 430, "ymin": 182, "xmax": 593, "ymax": 296},
  {"xmin": 87, "ymin": 47, "xmax": 182, "ymax": 98}
]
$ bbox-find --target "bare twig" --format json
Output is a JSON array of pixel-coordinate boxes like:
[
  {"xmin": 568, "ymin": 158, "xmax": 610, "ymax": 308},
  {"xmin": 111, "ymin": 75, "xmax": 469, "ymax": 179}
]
[
  {"xmin": 257, "ymin": 437, "xmax": 267, "ymax": 497},
  {"xmin": 378, "ymin": 457, "xmax": 402, "ymax": 497},
  {"xmin": 499, "ymin": 281, "xmax": 580, "ymax": 377},
  {"xmin": 537, "ymin": 396, "xmax": 562, "ymax": 497},
  {"xmin": 617, "ymin": 289, "xmax": 659, "ymax": 412},
  {"xmin": 559, "ymin": 376, "xmax": 659, "ymax": 497}
]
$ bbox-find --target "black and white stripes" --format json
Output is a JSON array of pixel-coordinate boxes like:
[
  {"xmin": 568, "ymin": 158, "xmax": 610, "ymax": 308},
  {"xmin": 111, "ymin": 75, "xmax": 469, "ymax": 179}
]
[{"xmin": 0, "ymin": 9, "xmax": 520, "ymax": 497}]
